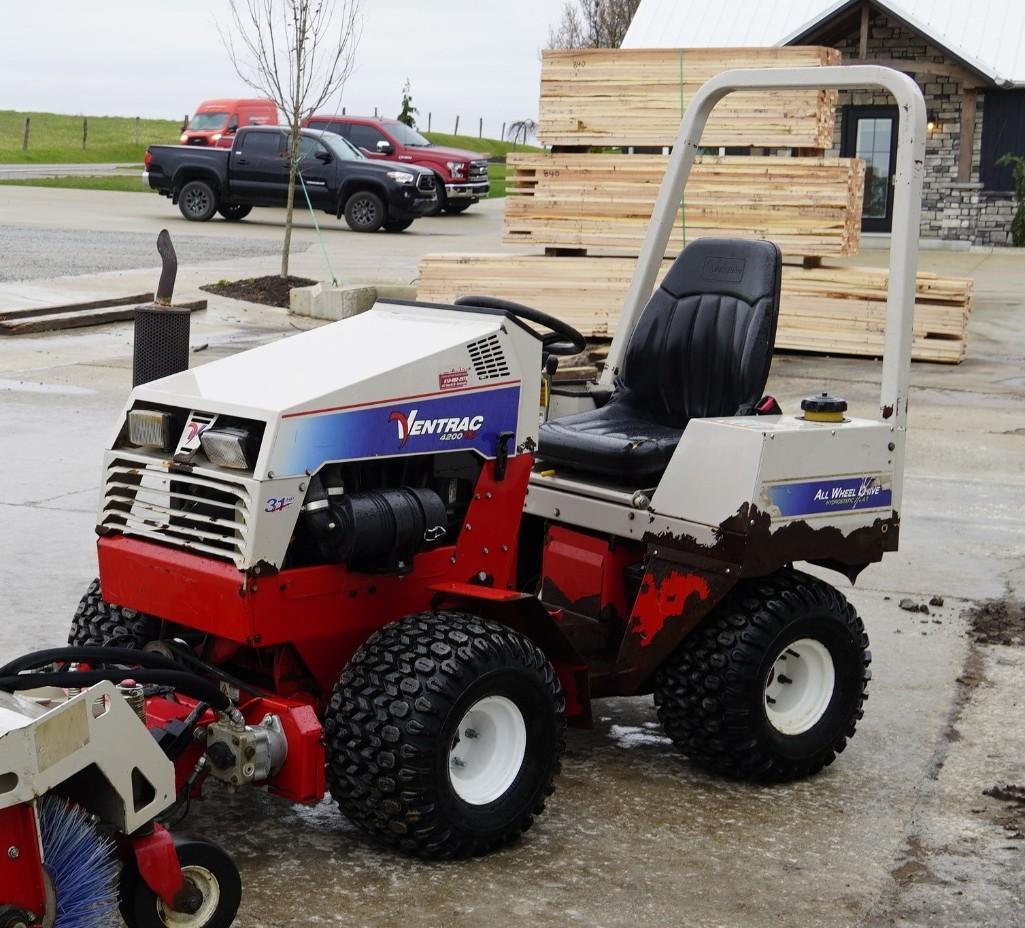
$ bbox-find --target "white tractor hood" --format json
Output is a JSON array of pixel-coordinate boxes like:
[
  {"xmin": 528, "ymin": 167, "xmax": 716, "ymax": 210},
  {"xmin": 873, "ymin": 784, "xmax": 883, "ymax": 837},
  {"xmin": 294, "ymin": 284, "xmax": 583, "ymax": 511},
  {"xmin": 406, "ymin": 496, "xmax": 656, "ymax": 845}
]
[{"xmin": 132, "ymin": 302, "xmax": 510, "ymax": 420}]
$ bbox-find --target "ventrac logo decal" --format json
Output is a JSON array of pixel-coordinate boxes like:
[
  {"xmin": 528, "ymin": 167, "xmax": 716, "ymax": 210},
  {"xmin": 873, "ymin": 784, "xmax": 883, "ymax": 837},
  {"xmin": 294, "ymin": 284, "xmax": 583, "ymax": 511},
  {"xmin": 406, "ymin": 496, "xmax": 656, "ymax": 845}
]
[{"xmin": 388, "ymin": 408, "xmax": 484, "ymax": 448}]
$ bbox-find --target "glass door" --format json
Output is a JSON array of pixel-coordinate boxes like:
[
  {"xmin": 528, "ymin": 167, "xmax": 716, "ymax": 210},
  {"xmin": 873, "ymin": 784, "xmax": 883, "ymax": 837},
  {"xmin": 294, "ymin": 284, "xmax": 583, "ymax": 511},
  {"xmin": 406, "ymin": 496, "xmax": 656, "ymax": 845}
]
[{"xmin": 842, "ymin": 106, "xmax": 899, "ymax": 233}]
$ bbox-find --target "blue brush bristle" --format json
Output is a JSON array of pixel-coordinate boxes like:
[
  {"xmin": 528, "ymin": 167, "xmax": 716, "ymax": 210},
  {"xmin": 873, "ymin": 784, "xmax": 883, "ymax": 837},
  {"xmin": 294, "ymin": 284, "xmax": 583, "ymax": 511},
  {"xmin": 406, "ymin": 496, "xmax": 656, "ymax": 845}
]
[{"xmin": 38, "ymin": 796, "xmax": 119, "ymax": 928}]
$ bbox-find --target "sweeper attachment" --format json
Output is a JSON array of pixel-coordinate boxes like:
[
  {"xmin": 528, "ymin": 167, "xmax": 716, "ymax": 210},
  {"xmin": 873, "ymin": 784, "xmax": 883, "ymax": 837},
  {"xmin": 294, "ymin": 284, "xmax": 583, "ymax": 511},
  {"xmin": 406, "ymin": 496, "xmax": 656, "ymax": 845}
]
[
  {"xmin": 0, "ymin": 649, "xmax": 243, "ymax": 928},
  {"xmin": 70, "ymin": 66, "xmax": 927, "ymax": 858}
]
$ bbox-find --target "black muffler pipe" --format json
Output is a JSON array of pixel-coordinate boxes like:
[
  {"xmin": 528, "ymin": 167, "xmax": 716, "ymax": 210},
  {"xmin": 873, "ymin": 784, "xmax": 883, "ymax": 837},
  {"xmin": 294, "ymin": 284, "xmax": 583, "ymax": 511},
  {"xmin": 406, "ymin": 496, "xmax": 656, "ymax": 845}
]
[{"xmin": 133, "ymin": 229, "xmax": 191, "ymax": 386}]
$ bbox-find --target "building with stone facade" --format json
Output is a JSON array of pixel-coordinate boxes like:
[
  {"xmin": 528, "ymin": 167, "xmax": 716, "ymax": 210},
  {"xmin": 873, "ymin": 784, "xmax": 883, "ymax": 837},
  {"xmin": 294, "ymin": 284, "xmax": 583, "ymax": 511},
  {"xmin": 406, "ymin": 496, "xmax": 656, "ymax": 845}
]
[{"xmin": 624, "ymin": 0, "xmax": 1025, "ymax": 245}]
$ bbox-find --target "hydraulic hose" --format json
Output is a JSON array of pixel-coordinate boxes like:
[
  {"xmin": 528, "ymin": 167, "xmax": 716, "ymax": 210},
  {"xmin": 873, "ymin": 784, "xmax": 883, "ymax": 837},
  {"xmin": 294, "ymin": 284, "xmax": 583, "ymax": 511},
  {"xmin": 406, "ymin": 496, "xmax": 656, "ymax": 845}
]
[
  {"xmin": 0, "ymin": 645, "xmax": 184, "ymax": 677},
  {"xmin": 0, "ymin": 668, "xmax": 230, "ymax": 711}
]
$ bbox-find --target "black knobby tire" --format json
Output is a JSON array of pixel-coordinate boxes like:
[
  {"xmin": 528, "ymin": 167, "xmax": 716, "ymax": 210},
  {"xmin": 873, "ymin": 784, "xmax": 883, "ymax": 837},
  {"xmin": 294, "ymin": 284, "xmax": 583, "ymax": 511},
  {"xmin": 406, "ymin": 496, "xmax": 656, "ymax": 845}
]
[
  {"xmin": 324, "ymin": 612, "xmax": 566, "ymax": 858},
  {"xmin": 443, "ymin": 200, "xmax": 473, "ymax": 214},
  {"xmin": 384, "ymin": 218, "xmax": 414, "ymax": 232},
  {"xmin": 69, "ymin": 578, "xmax": 161, "ymax": 649},
  {"xmin": 217, "ymin": 203, "xmax": 252, "ymax": 221},
  {"xmin": 343, "ymin": 190, "xmax": 386, "ymax": 232},
  {"xmin": 122, "ymin": 836, "xmax": 241, "ymax": 928},
  {"xmin": 178, "ymin": 180, "xmax": 217, "ymax": 222},
  {"xmin": 424, "ymin": 178, "xmax": 446, "ymax": 217},
  {"xmin": 654, "ymin": 568, "xmax": 871, "ymax": 782}
]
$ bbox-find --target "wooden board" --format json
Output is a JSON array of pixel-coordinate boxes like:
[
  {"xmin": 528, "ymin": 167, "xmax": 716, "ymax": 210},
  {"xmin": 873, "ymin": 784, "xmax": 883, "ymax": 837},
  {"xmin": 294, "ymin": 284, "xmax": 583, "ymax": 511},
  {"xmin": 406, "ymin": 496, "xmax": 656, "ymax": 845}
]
[
  {"xmin": 504, "ymin": 154, "xmax": 864, "ymax": 258},
  {"xmin": 0, "ymin": 298, "xmax": 207, "ymax": 335},
  {"xmin": 539, "ymin": 47, "xmax": 841, "ymax": 148},
  {"xmin": 416, "ymin": 255, "xmax": 973, "ymax": 364}
]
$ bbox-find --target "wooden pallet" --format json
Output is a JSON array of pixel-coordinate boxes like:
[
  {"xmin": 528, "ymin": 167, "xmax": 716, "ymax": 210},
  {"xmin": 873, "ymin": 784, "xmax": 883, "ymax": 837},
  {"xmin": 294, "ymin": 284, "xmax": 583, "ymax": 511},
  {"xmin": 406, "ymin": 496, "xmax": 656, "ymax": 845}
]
[
  {"xmin": 0, "ymin": 293, "xmax": 207, "ymax": 335},
  {"xmin": 539, "ymin": 47, "xmax": 841, "ymax": 149},
  {"xmin": 504, "ymin": 154, "xmax": 865, "ymax": 258},
  {"xmin": 416, "ymin": 255, "xmax": 973, "ymax": 364}
]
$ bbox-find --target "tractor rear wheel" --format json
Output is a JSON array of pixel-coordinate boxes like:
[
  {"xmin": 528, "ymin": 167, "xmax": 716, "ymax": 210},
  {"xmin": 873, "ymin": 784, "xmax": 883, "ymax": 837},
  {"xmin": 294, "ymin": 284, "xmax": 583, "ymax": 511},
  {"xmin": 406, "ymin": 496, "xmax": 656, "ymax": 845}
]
[
  {"xmin": 654, "ymin": 568, "xmax": 871, "ymax": 782},
  {"xmin": 68, "ymin": 579, "xmax": 160, "ymax": 649},
  {"xmin": 324, "ymin": 612, "xmax": 565, "ymax": 858}
]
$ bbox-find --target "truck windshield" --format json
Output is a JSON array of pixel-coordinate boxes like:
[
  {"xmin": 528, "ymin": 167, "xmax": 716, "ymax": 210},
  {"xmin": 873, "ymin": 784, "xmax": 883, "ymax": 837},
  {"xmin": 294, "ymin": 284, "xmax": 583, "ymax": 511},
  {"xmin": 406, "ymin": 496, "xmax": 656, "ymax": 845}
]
[
  {"xmin": 189, "ymin": 112, "xmax": 230, "ymax": 131},
  {"xmin": 385, "ymin": 121, "xmax": 432, "ymax": 147}
]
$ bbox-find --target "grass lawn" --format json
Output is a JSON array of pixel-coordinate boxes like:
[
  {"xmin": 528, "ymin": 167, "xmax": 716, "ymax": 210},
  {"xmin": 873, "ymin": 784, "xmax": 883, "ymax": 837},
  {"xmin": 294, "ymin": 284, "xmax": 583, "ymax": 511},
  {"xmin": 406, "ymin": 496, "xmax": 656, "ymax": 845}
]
[
  {"xmin": 0, "ymin": 110, "xmax": 181, "ymax": 163},
  {"xmin": 0, "ymin": 174, "xmax": 153, "ymax": 193},
  {"xmin": 0, "ymin": 110, "xmax": 539, "ymax": 166},
  {"xmin": 487, "ymin": 162, "xmax": 509, "ymax": 199}
]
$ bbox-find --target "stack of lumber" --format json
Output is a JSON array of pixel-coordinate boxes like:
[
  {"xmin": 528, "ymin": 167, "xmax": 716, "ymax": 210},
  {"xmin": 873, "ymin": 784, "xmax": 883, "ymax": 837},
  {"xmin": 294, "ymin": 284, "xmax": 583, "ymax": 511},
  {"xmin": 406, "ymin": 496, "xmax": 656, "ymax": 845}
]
[
  {"xmin": 504, "ymin": 153, "xmax": 865, "ymax": 258},
  {"xmin": 417, "ymin": 255, "xmax": 973, "ymax": 364},
  {"xmin": 539, "ymin": 47, "xmax": 840, "ymax": 149}
]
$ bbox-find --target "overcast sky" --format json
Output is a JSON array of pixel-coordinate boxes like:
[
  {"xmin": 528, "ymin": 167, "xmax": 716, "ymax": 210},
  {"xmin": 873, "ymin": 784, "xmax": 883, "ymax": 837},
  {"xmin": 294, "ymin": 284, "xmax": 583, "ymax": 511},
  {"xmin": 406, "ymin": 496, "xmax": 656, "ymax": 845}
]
[{"xmin": 0, "ymin": 0, "xmax": 558, "ymax": 135}]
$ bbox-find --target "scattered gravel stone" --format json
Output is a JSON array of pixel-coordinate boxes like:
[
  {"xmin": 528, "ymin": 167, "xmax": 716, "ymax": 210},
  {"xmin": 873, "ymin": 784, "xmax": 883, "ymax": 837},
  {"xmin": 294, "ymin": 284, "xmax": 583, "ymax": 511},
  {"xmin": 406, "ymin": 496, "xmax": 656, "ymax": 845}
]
[
  {"xmin": 899, "ymin": 598, "xmax": 920, "ymax": 612},
  {"xmin": 929, "ymin": 595, "xmax": 945, "ymax": 607}
]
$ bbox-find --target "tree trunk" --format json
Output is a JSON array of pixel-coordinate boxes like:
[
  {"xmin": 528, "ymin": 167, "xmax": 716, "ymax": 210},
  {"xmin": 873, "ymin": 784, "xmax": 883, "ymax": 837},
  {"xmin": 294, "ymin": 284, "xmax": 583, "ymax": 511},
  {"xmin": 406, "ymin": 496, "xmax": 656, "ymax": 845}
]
[{"xmin": 281, "ymin": 115, "xmax": 302, "ymax": 278}]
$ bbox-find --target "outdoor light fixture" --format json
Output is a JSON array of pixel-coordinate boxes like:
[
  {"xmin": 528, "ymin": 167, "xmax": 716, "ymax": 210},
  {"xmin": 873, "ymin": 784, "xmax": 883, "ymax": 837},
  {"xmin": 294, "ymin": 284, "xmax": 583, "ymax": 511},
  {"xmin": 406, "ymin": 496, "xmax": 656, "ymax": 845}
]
[{"xmin": 927, "ymin": 111, "xmax": 938, "ymax": 132}]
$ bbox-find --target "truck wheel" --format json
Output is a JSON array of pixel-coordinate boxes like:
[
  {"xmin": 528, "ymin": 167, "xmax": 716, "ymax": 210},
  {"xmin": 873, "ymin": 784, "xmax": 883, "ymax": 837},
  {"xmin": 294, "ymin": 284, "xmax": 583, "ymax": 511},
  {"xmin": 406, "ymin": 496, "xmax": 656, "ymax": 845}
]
[
  {"xmin": 443, "ymin": 200, "xmax": 473, "ymax": 214},
  {"xmin": 68, "ymin": 578, "xmax": 160, "ymax": 649},
  {"xmin": 384, "ymin": 218, "xmax": 414, "ymax": 232},
  {"xmin": 654, "ymin": 568, "xmax": 871, "ymax": 782},
  {"xmin": 178, "ymin": 180, "xmax": 218, "ymax": 222},
  {"xmin": 324, "ymin": 612, "xmax": 565, "ymax": 858},
  {"xmin": 217, "ymin": 204, "xmax": 252, "ymax": 221},
  {"xmin": 122, "ymin": 836, "xmax": 241, "ymax": 928},
  {"xmin": 425, "ymin": 179, "xmax": 446, "ymax": 217},
  {"xmin": 343, "ymin": 190, "xmax": 385, "ymax": 232}
]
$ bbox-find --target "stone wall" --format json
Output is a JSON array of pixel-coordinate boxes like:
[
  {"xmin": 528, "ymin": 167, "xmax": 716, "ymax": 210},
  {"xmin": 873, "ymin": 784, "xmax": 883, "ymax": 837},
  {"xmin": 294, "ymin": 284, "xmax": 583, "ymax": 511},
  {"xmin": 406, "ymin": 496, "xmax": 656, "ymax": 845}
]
[{"xmin": 821, "ymin": 9, "xmax": 1015, "ymax": 245}]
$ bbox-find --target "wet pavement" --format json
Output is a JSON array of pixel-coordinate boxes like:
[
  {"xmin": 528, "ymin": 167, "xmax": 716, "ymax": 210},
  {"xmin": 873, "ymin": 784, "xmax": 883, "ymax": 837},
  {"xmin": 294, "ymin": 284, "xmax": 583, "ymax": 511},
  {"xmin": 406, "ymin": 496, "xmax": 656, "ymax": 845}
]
[{"xmin": 0, "ymin": 186, "xmax": 1023, "ymax": 926}]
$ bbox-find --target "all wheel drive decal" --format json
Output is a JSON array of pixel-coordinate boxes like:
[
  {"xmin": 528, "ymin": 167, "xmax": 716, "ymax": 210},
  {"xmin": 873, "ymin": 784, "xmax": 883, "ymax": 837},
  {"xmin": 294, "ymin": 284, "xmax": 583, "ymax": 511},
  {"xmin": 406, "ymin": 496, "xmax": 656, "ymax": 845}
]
[
  {"xmin": 270, "ymin": 385, "xmax": 520, "ymax": 475},
  {"xmin": 762, "ymin": 475, "xmax": 892, "ymax": 518}
]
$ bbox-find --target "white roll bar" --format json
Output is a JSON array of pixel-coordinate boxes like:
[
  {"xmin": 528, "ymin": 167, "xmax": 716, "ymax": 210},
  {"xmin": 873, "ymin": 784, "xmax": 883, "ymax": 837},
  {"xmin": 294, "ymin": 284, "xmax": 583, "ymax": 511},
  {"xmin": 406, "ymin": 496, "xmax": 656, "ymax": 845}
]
[{"xmin": 600, "ymin": 65, "xmax": 926, "ymax": 432}]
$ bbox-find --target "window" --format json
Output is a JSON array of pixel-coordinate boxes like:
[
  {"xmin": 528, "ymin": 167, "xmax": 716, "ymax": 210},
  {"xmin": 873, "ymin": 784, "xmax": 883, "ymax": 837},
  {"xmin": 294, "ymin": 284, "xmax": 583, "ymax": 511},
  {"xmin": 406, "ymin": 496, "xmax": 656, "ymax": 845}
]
[
  {"xmin": 241, "ymin": 132, "xmax": 283, "ymax": 158},
  {"xmin": 308, "ymin": 119, "xmax": 347, "ymax": 138},
  {"xmin": 297, "ymin": 136, "xmax": 327, "ymax": 161},
  {"xmin": 980, "ymin": 89, "xmax": 1025, "ymax": 192},
  {"xmin": 349, "ymin": 124, "xmax": 388, "ymax": 152}
]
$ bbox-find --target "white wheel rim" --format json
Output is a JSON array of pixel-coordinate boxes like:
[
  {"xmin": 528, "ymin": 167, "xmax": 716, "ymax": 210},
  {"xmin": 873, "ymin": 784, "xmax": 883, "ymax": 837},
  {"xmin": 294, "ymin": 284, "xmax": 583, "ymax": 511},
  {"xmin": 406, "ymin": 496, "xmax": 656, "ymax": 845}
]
[
  {"xmin": 156, "ymin": 865, "xmax": 221, "ymax": 926},
  {"xmin": 763, "ymin": 638, "xmax": 836, "ymax": 735},
  {"xmin": 448, "ymin": 695, "xmax": 527, "ymax": 805}
]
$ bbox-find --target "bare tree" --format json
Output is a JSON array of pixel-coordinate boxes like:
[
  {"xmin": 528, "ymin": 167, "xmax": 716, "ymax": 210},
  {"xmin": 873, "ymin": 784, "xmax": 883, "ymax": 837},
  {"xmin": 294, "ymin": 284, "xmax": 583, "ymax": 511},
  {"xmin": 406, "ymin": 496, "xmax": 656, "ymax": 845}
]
[
  {"xmin": 548, "ymin": 0, "xmax": 640, "ymax": 49},
  {"xmin": 220, "ymin": 0, "xmax": 363, "ymax": 277},
  {"xmin": 507, "ymin": 118, "xmax": 538, "ymax": 147}
]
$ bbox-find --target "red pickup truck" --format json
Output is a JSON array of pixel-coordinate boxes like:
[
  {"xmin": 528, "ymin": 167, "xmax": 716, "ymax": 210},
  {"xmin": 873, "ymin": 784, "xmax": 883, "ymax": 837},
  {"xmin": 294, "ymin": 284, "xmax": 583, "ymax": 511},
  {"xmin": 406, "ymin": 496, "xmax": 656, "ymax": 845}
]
[{"xmin": 304, "ymin": 115, "xmax": 490, "ymax": 215}]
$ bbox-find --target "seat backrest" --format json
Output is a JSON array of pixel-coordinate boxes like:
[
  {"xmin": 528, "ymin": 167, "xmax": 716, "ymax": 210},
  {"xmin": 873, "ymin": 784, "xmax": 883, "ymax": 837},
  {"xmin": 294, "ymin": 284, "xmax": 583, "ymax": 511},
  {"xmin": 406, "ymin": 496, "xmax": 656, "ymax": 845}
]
[{"xmin": 620, "ymin": 238, "xmax": 782, "ymax": 426}]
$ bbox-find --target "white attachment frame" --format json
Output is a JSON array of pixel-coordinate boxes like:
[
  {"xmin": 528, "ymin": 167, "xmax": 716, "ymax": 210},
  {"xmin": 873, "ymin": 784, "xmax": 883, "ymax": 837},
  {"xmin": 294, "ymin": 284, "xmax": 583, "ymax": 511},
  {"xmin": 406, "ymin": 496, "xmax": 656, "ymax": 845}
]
[{"xmin": 601, "ymin": 64, "xmax": 927, "ymax": 443}]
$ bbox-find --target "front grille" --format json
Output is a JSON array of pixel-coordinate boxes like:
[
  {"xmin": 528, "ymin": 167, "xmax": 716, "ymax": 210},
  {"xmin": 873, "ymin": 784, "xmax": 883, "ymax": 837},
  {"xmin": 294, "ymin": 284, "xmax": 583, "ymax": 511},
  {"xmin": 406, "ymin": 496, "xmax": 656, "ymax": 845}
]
[
  {"xmin": 417, "ymin": 173, "xmax": 436, "ymax": 192},
  {"xmin": 100, "ymin": 458, "xmax": 252, "ymax": 566},
  {"xmin": 186, "ymin": 138, "xmax": 208, "ymax": 146},
  {"xmin": 469, "ymin": 160, "xmax": 489, "ymax": 181},
  {"xmin": 467, "ymin": 334, "xmax": 510, "ymax": 380}
]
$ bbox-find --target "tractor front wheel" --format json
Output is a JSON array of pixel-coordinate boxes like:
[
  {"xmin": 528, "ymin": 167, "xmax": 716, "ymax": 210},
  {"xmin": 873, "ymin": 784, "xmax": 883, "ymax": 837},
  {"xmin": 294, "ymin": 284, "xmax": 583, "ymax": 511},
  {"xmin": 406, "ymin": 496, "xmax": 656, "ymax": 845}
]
[
  {"xmin": 654, "ymin": 568, "xmax": 871, "ymax": 782},
  {"xmin": 69, "ymin": 579, "xmax": 160, "ymax": 649},
  {"xmin": 324, "ymin": 612, "xmax": 565, "ymax": 858}
]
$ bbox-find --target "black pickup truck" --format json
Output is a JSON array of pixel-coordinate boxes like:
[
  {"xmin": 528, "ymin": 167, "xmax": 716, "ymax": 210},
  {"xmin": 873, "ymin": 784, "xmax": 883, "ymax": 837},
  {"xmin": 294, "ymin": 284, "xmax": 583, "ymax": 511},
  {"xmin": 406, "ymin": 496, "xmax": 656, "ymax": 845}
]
[{"xmin": 144, "ymin": 126, "xmax": 437, "ymax": 232}]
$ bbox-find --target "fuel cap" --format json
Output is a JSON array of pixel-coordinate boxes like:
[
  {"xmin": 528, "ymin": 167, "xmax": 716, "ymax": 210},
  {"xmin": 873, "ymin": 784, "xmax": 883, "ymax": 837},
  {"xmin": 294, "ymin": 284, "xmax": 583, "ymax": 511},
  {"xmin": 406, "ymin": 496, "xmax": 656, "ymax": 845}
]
[{"xmin": 801, "ymin": 392, "xmax": 847, "ymax": 423}]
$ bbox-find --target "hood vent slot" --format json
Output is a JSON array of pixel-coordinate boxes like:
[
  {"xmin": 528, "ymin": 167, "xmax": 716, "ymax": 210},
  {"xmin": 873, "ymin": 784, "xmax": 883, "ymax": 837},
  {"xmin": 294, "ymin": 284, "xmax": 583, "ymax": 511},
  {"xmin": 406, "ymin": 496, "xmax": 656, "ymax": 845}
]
[{"xmin": 467, "ymin": 334, "xmax": 510, "ymax": 380}]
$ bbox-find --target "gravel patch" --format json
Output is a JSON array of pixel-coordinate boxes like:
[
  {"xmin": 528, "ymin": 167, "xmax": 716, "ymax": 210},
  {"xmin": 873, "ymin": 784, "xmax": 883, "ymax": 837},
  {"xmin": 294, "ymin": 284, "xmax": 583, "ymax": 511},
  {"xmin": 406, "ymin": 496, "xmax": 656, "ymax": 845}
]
[{"xmin": 0, "ymin": 226, "xmax": 307, "ymax": 283}]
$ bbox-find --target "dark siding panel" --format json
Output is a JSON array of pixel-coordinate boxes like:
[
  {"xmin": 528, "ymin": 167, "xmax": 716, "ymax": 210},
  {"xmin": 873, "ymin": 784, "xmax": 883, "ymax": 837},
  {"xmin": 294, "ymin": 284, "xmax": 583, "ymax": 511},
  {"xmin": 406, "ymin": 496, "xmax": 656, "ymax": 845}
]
[{"xmin": 981, "ymin": 90, "xmax": 1025, "ymax": 192}]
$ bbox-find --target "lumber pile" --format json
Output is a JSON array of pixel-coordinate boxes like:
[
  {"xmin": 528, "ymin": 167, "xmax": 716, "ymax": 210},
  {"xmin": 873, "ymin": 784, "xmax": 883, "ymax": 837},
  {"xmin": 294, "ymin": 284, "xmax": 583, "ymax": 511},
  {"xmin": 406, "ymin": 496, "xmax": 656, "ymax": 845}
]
[
  {"xmin": 504, "ymin": 154, "xmax": 865, "ymax": 258},
  {"xmin": 539, "ymin": 47, "xmax": 840, "ymax": 149},
  {"xmin": 417, "ymin": 255, "xmax": 973, "ymax": 364}
]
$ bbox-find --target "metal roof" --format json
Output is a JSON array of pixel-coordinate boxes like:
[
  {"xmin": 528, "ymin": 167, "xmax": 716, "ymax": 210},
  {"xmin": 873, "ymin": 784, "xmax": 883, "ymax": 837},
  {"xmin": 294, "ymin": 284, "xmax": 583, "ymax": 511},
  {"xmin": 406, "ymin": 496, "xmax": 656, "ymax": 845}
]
[{"xmin": 623, "ymin": 0, "xmax": 1025, "ymax": 86}]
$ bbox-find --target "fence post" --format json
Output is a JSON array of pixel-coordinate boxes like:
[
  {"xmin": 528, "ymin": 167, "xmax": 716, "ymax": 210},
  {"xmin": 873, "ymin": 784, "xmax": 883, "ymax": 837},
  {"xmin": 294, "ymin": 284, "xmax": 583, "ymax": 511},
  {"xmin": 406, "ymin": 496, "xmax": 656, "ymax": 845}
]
[
  {"xmin": 82, "ymin": 117, "xmax": 88, "ymax": 150},
  {"xmin": 427, "ymin": 111, "xmax": 432, "ymax": 132},
  {"xmin": 22, "ymin": 116, "xmax": 30, "ymax": 152},
  {"xmin": 183, "ymin": 114, "xmax": 189, "ymax": 133},
  {"xmin": 501, "ymin": 121, "xmax": 506, "ymax": 142},
  {"xmin": 374, "ymin": 105, "xmax": 378, "ymax": 118},
  {"xmin": 342, "ymin": 106, "xmax": 346, "ymax": 115},
  {"xmin": 134, "ymin": 116, "xmax": 140, "ymax": 144},
  {"xmin": 479, "ymin": 117, "xmax": 483, "ymax": 138},
  {"xmin": 454, "ymin": 115, "xmax": 460, "ymax": 135}
]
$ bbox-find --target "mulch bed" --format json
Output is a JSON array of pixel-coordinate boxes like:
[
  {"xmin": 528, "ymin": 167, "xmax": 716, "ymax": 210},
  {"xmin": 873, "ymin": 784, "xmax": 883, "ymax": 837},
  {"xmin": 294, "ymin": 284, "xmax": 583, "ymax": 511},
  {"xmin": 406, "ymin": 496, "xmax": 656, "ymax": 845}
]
[
  {"xmin": 200, "ymin": 275, "xmax": 318, "ymax": 309},
  {"xmin": 967, "ymin": 597, "xmax": 1025, "ymax": 646}
]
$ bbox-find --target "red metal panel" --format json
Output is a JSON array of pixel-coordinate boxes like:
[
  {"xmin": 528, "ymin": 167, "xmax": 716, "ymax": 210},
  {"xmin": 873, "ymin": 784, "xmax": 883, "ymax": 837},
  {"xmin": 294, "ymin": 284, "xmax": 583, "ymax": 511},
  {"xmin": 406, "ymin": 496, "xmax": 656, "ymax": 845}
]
[
  {"xmin": 131, "ymin": 823, "xmax": 188, "ymax": 910},
  {"xmin": 0, "ymin": 804, "xmax": 46, "ymax": 921}
]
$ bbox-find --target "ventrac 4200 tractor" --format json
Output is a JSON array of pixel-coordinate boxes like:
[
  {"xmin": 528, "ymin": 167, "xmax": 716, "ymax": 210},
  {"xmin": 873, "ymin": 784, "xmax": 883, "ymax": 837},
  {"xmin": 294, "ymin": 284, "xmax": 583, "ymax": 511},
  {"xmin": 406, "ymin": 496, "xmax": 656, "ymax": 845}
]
[{"xmin": 69, "ymin": 67, "xmax": 926, "ymax": 860}]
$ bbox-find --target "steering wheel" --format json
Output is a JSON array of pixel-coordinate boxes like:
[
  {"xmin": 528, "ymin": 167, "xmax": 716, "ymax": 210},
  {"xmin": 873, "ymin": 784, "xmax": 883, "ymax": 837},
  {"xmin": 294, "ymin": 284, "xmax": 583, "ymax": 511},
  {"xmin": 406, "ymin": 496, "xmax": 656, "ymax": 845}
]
[{"xmin": 454, "ymin": 295, "xmax": 587, "ymax": 357}]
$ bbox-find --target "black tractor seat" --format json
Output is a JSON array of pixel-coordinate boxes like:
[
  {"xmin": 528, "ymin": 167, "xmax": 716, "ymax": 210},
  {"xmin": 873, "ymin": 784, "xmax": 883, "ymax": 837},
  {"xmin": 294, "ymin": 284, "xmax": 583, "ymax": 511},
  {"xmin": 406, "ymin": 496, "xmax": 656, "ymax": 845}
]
[{"xmin": 538, "ymin": 238, "xmax": 782, "ymax": 484}]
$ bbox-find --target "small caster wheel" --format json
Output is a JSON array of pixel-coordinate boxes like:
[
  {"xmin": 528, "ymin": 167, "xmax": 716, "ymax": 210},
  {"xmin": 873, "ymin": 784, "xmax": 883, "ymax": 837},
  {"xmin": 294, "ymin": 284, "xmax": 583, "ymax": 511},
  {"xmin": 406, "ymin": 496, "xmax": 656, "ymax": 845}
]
[{"xmin": 122, "ymin": 836, "xmax": 241, "ymax": 928}]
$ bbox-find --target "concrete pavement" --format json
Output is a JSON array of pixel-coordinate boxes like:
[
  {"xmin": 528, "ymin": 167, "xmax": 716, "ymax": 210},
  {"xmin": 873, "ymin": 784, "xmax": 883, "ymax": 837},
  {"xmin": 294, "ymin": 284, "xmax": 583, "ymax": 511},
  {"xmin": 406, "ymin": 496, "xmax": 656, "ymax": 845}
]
[{"xmin": 0, "ymin": 185, "xmax": 1023, "ymax": 927}]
